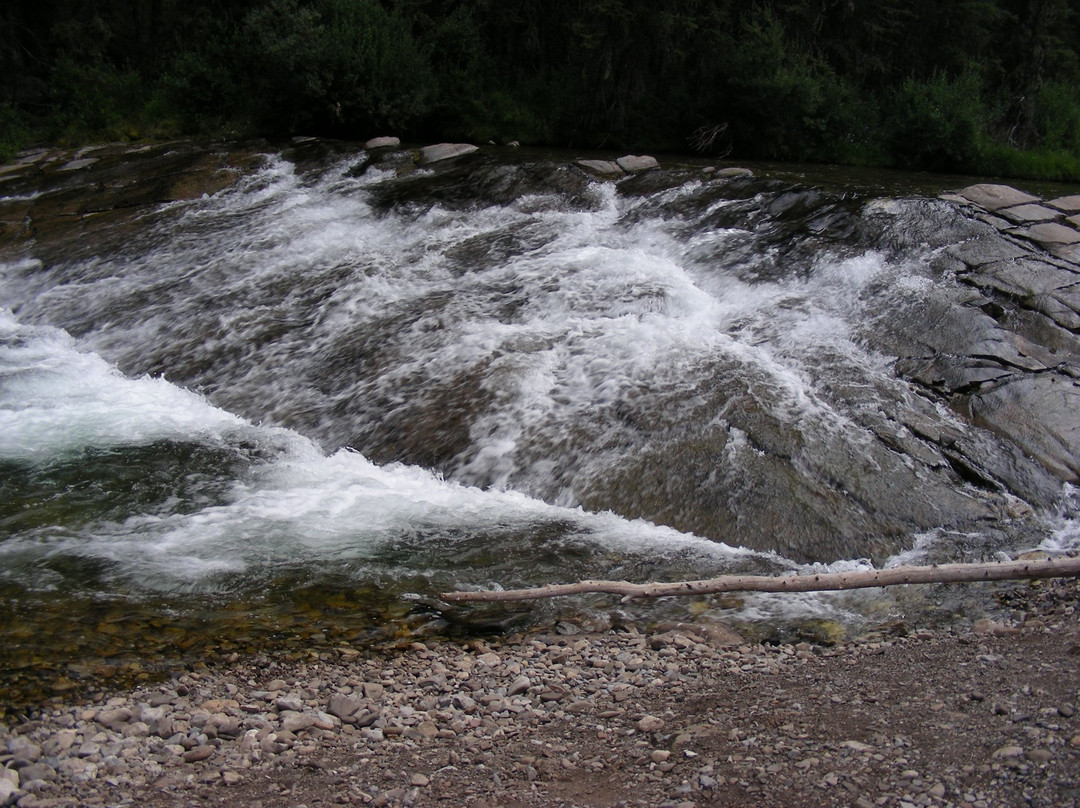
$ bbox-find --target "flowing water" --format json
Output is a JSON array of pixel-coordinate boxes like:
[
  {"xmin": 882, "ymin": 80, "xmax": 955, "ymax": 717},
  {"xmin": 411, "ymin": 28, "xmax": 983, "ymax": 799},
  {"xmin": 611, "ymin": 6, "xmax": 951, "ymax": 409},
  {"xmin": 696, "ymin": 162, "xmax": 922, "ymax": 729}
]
[{"xmin": 2, "ymin": 143, "xmax": 1078, "ymax": 708}]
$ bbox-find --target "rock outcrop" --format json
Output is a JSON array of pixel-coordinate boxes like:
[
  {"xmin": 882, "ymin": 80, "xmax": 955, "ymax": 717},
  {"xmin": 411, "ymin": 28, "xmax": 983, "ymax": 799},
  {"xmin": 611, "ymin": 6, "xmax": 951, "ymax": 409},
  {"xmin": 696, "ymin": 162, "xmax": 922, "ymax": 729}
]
[{"xmin": 919, "ymin": 183, "xmax": 1080, "ymax": 483}]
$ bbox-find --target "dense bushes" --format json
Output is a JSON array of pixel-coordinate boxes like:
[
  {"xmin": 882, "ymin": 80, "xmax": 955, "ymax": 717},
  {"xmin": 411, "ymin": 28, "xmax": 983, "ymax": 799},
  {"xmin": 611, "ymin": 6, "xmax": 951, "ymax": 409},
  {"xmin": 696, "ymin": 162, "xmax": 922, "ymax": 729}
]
[{"xmin": 3, "ymin": 0, "xmax": 1080, "ymax": 181}]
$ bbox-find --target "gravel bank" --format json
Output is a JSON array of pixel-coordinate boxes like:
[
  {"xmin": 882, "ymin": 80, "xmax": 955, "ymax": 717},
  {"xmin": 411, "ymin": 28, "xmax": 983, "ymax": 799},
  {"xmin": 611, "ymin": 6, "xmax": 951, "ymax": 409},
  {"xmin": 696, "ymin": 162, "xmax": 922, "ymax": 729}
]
[{"xmin": 2, "ymin": 579, "xmax": 1078, "ymax": 808}]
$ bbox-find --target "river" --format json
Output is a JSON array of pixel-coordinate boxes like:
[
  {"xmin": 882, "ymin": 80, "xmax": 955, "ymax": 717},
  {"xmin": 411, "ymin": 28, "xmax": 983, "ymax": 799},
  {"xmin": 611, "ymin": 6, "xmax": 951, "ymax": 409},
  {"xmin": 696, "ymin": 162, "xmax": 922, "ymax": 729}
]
[{"xmin": 1, "ymin": 140, "xmax": 1078, "ymax": 706}]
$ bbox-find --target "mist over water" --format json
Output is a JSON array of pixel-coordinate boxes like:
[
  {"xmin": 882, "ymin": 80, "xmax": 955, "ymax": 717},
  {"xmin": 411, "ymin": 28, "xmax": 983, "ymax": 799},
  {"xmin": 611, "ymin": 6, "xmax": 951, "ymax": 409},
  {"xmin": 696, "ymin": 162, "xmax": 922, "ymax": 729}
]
[{"xmin": 2, "ymin": 144, "xmax": 1078, "ymax": 687}]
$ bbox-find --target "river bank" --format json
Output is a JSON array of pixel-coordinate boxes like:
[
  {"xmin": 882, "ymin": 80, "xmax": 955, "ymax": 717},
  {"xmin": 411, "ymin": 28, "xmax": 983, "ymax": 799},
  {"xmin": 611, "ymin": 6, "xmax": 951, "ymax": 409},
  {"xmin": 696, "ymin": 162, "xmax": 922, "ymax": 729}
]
[{"xmin": 2, "ymin": 577, "xmax": 1077, "ymax": 808}]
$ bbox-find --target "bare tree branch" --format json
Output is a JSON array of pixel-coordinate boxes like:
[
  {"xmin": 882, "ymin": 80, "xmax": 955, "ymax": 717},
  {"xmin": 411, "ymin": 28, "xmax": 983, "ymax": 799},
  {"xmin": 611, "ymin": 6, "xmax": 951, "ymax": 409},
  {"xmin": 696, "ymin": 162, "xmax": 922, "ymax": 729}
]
[{"xmin": 440, "ymin": 556, "xmax": 1080, "ymax": 604}]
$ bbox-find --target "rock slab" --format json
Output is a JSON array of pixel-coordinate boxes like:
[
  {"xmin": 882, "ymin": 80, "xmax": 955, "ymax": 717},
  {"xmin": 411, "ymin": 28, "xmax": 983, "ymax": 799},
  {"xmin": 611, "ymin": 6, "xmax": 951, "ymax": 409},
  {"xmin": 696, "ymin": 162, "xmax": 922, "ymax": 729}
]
[{"xmin": 959, "ymin": 183, "xmax": 1040, "ymax": 211}]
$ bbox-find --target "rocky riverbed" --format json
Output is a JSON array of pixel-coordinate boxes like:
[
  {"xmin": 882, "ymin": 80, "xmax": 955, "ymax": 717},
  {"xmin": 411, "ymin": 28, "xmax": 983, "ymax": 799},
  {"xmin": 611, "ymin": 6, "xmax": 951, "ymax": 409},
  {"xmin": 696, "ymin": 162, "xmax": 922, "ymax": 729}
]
[{"xmin": 2, "ymin": 578, "xmax": 1078, "ymax": 808}]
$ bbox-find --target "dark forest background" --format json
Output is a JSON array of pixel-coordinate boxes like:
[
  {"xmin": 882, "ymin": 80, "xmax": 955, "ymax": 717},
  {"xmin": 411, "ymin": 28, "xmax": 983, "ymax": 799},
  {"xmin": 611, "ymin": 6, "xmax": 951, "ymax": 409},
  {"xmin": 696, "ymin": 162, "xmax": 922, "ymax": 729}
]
[{"xmin": 2, "ymin": 0, "xmax": 1080, "ymax": 179}]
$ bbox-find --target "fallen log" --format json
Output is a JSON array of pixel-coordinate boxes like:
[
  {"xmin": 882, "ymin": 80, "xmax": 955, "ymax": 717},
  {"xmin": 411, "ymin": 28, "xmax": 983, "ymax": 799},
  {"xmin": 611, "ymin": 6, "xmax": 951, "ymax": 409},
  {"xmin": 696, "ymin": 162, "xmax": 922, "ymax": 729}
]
[{"xmin": 439, "ymin": 556, "xmax": 1080, "ymax": 604}]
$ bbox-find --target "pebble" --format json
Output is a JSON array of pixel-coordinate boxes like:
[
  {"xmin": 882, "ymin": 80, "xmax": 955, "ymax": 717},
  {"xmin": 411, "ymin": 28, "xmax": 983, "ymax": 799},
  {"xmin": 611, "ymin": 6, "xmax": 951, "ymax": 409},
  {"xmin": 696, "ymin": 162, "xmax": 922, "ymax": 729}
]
[
  {"xmin": 0, "ymin": 582, "xmax": 1077, "ymax": 807},
  {"xmin": 637, "ymin": 715, "xmax": 666, "ymax": 733},
  {"xmin": 992, "ymin": 745, "xmax": 1024, "ymax": 759}
]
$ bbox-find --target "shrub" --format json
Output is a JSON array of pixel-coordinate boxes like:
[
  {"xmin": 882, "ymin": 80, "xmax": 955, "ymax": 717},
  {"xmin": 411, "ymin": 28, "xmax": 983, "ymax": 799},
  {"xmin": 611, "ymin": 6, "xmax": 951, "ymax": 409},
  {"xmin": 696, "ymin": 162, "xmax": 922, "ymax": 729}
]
[
  {"xmin": 886, "ymin": 69, "xmax": 988, "ymax": 172},
  {"xmin": 0, "ymin": 103, "xmax": 30, "ymax": 162},
  {"xmin": 236, "ymin": 0, "xmax": 433, "ymax": 136},
  {"xmin": 1034, "ymin": 81, "xmax": 1080, "ymax": 153}
]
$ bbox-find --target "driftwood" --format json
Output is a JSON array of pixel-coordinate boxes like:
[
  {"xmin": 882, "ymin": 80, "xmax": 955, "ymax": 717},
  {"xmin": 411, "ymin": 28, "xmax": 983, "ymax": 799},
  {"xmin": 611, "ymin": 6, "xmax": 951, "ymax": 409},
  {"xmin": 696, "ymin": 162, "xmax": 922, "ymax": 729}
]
[{"xmin": 440, "ymin": 556, "xmax": 1080, "ymax": 604}]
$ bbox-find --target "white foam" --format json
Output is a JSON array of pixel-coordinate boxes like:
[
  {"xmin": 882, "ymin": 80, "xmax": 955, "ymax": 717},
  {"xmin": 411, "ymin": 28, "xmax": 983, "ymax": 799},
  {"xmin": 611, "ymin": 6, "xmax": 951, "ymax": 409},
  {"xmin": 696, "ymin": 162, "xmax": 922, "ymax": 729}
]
[{"xmin": 0, "ymin": 310, "xmax": 246, "ymax": 461}]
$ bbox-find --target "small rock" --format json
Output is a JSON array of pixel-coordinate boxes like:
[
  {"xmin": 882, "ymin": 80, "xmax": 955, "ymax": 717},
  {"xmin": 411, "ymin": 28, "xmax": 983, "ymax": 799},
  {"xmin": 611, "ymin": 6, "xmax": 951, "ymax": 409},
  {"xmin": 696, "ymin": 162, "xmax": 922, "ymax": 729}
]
[
  {"xmin": 280, "ymin": 712, "xmax": 317, "ymax": 733},
  {"xmin": 328, "ymin": 693, "xmax": 362, "ymax": 721},
  {"xmin": 410, "ymin": 773, "xmax": 430, "ymax": 787},
  {"xmin": 637, "ymin": 715, "xmax": 665, "ymax": 733},
  {"xmin": 651, "ymin": 750, "xmax": 671, "ymax": 763},
  {"xmin": 992, "ymin": 744, "xmax": 1024, "ymax": 759},
  {"xmin": 96, "ymin": 708, "xmax": 132, "ymax": 730},
  {"xmin": 221, "ymin": 771, "xmax": 243, "ymax": 785},
  {"xmin": 365, "ymin": 136, "xmax": 400, "ymax": 150},
  {"xmin": 841, "ymin": 739, "xmax": 874, "ymax": 753},
  {"xmin": 508, "ymin": 676, "xmax": 531, "ymax": 696},
  {"xmin": 972, "ymin": 619, "xmax": 1017, "ymax": 637},
  {"xmin": 276, "ymin": 695, "xmax": 304, "ymax": 712},
  {"xmin": 182, "ymin": 745, "xmax": 215, "ymax": 763},
  {"xmin": 1026, "ymin": 748, "xmax": 1054, "ymax": 763},
  {"xmin": 120, "ymin": 721, "xmax": 150, "ymax": 738},
  {"xmin": 7, "ymin": 738, "xmax": 41, "ymax": 765},
  {"xmin": 200, "ymin": 699, "xmax": 239, "ymax": 713},
  {"xmin": 14, "ymin": 764, "xmax": 53, "ymax": 785}
]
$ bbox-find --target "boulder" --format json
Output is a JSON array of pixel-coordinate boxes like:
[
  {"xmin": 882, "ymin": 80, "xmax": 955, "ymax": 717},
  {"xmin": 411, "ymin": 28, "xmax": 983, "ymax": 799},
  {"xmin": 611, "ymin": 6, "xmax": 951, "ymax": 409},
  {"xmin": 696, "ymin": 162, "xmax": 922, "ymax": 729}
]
[
  {"xmin": 615, "ymin": 155, "xmax": 659, "ymax": 174},
  {"xmin": 576, "ymin": 159, "xmax": 624, "ymax": 177},
  {"xmin": 364, "ymin": 136, "xmax": 400, "ymax": 150},
  {"xmin": 418, "ymin": 143, "xmax": 478, "ymax": 165},
  {"xmin": 715, "ymin": 167, "xmax": 754, "ymax": 178},
  {"xmin": 958, "ymin": 183, "xmax": 1040, "ymax": 211}
]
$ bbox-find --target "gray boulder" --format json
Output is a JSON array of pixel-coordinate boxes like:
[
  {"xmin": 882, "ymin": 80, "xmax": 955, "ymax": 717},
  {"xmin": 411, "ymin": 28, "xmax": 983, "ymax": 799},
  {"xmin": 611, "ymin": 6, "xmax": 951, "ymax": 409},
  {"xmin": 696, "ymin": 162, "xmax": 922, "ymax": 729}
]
[
  {"xmin": 418, "ymin": 143, "xmax": 479, "ymax": 165},
  {"xmin": 364, "ymin": 136, "xmax": 400, "ymax": 150},
  {"xmin": 615, "ymin": 154, "xmax": 658, "ymax": 174},
  {"xmin": 715, "ymin": 167, "xmax": 754, "ymax": 179},
  {"xmin": 576, "ymin": 159, "xmax": 624, "ymax": 178}
]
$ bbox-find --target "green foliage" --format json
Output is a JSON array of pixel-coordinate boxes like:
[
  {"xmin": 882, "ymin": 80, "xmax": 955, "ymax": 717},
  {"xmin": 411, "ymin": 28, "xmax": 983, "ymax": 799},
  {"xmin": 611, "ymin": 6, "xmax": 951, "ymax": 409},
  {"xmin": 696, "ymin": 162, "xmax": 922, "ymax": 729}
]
[
  {"xmin": 1033, "ymin": 82, "xmax": 1080, "ymax": 153},
  {"xmin": 3, "ymin": 0, "xmax": 1080, "ymax": 180},
  {"xmin": 717, "ymin": 7, "xmax": 860, "ymax": 161},
  {"xmin": 45, "ymin": 57, "xmax": 148, "ymax": 141},
  {"xmin": 237, "ymin": 0, "xmax": 432, "ymax": 135},
  {"xmin": 978, "ymin": 143, "xmax": 1080, "ymax": 183},
  {"xmin": 0, "ymin": 103, "xmax": 28, "ymax": 162},
  {"xmin": 886, "ymin": 69, "xmax": 989, "ymax": 172}
]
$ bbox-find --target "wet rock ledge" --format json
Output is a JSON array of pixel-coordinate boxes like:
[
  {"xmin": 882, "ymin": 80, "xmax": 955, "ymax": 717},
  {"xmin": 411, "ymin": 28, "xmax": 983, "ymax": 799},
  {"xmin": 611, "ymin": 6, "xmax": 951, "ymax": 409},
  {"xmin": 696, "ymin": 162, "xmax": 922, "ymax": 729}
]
[{"xmin": 890, "ymin": 182, "xmax": 1080, "ymax": 487}]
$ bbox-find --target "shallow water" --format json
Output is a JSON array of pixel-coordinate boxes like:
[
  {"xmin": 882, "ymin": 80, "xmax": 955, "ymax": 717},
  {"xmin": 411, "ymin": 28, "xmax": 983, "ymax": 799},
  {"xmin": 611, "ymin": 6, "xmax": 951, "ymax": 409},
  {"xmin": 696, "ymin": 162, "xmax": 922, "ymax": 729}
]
[{"xmin": 1, "ymin": 143, "xmax": 1078, "ymax": 710}]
